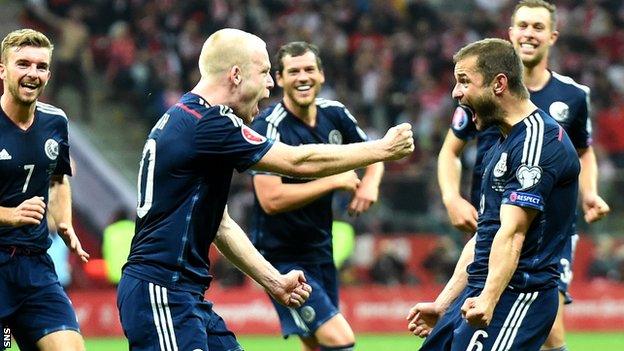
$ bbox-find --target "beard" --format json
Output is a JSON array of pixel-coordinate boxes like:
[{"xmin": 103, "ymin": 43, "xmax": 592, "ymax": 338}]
[
  {"xmin": 7, "ymin": 77, "xmax": 43, "ymax": 105},
  {"xmin": 472, "ymin": 91, "xmax": 506, "ymax": 130}
]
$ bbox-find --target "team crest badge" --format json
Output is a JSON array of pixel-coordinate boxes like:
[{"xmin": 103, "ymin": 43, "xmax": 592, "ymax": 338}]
[
  {"xmin": 493, "ymin": 153, "xmax": 508, "ymax": 178},
  {"xmin": 328, "ymin": 130, "xmax": 343, "ymax": 144},
  {"xmin": 241, "ymin": 125, "xmax": 266, "ymax": 145},
  {"xmin": 516, "ymin": 165, "xmax": 542, "ymax": 190},
  {"xmin": 549, "ymin": 101, "xmax": 570, "ymax": 122},
  {"xmin": 44, "ymin": 139, "xmax": 59, "ymax": 160},
  {"xmin": 300, "ymin": 306, "xmax": 316, "ymax": 323}
]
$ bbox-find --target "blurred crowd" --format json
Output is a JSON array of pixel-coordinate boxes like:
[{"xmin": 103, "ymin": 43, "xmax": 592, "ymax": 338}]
[{"xmin": 19, "ymin": 0, "xmax": 624, "ymax": 286}]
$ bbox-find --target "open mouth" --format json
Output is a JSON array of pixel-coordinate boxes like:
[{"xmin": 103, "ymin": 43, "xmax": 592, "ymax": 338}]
[
  {"xmin": 459, "ymin": 104, "xmax": 476, "ymax": 123},
  {"xmin": 20, "ymin": 81, "xmax": 40, "ymax": 92},
  {"xmin": 295, "ymin": 85, "xmax": 312, "ymax": 92}
]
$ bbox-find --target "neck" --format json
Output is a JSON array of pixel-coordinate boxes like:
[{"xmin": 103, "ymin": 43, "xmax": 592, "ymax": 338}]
[
  {"xmin": 499, "ymin": 96, "xmax": 537, "ymax": 136},
  {"xmin": 0, "ymin": 93, "xmax": 37, "ymax": 128},
  {"xmin": 523, "ymin": 58, "xmax": 550, "ymax": 91},
  {"xmin": 283, "ymin": 96, "xmax": 316, "ymax": 126},
  {"xmin": 191, "ymin": 77, "xmax": 232, "ymax": 107}
]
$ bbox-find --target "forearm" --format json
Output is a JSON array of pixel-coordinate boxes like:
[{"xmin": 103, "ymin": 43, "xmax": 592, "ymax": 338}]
[
  {"xmin": 434, "ymin": 237, "xmax": 475, "ymax": 310},
  {"xmin": 578, "ymin": 146, "xmax": 599, "ymax": 198},
  {"xmin": 481, "ymin": 224, "xmax": 525, "ymax": 304},
  {"xmin": 255, "ymin": 141, "xmax": 390, "ymax": 178},
  {"xmin": 361, "ymin": 162, "xmax": 384, "ymax": 189},
  {"xmin": 214, "ymin": 208, "xmax": 280, "ymax": 288},
  {"xmin": 0, "ymin": 207, "xmax": 14, "ymax": 226},
  {"xmin": 438, "ymin": 143, "xmax": 463, "ymax": 205},
  {"xmin": 258, "ymin": 177, "xmax": 341, "ymax": 214},
  {"xmin": 48, "ymin": 176, "xmax": 72, "ymax": 225}
]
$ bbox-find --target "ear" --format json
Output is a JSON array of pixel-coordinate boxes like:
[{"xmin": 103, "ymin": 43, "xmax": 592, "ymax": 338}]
[
  {"xmin": 229, "ymin": 66, "xmax": 242, "ymax": 86},
  {"xmin": 549, "ymin": 29, "xmax": 559, "ymax": 46},
  {"xmin": 276, "ymin": 70, "xmax": 284, "ymax": 88},
  {"xmin": 493, "ymin": 73, "xmax": 507, "ymax": 95},
  {"xmin": 318, "ymin": 68, "xmax": 325, "ymax": 85}
]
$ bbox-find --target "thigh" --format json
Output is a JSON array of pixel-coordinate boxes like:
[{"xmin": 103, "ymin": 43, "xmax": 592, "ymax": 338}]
[
  {"xmin": 451, "ymin": 288, "xmax": 559, "ymax": 351},
  {"xmin": 557, "ymin": 234, "xmax": 579, "ymax": 304},
  {"xmin": 203, "ymin": 303, "xmax": 243, "ymax": 351},
  {"xmin": 270, "ymin": 262, "xmax": 340, "ymax": 337},
  {"xmin": 6, "ymin": 255, "xmax": 80, "ymax": 350},
  {"xmin": 117, "ymin": 274, "xmax": 242, "ymax": 351},
  {"xmin": 36, "ymin": 330, "xmax": 84, "ymax": 351}
]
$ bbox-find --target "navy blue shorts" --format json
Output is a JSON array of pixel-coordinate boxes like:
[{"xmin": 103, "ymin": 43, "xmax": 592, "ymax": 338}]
[
  {"xmin": 557, "ymin": 234, "xmax": 579, "ymax": 304},
  {"xmin": 117, "ymin": 274, "xmax": 242, "ymax": 351},
  {"xmin": 420, "ymin": 285, "xmax": 558, "ymax": 351},
  {"xmin": 270, "ymin": 262, "xmax": 339, "ymax": 338},
  {"xmin": 0, "ymin": 251, "xmax": 80, "ymax": 351}
]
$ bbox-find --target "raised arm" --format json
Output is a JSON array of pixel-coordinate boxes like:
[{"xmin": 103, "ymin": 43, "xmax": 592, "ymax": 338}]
[
  {"xmin": 252, "ymin": 123, "xmax": 413, "ymax": 177},
  {"xmin": 438, "ymin": 130, "xmax": 477, "ymax": 233}
]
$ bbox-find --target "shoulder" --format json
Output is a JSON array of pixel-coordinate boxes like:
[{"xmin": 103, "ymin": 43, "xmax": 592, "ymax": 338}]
[
  {"xmin": 316, "ymin": 98, "xmax": 357, "ymax": 123},
  {"xmin": 550, "ymin": 71, "xmax": 590, "ymax": 97},
  {"xmin": 257, "ymin": 102, "xmax": 287, "ymax": 126},
  {"xmin": 36, "ymin": 101, "xmax": 68, "ymax": 124}
]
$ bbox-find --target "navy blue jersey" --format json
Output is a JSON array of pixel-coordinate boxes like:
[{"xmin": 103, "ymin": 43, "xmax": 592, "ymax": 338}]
[
  {"xmin": 451, "ymin": 71, "xmax": 591, "ymax": 207},
  {"xmin": 123, "ymin": 92, "xmax": 274, "ymax": 294},
  {"xmin": 0, "ymin": 102, "xmax": 72, "ymax": 250},
  {"xmin": 467, "ymin": 110, "xmax": 580, "ymax": 291},
  {"xmin": 250, "ymin": 98, "xmax": 367, "ymax": 264}
]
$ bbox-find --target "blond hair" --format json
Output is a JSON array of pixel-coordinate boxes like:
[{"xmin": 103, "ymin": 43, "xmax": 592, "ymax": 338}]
[
  {"xmin": 1, "ymin": 28, "xmax": 53, "ymax": 64},
  {"xmin": 198, "ymin": 28, "xmax": 266, "ymax": 77}
]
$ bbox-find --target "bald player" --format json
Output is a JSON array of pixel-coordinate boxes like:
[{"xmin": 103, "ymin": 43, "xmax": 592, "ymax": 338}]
[{"xmin": 116, "ymin": 28, "xmax": 414, "ymax": 351}]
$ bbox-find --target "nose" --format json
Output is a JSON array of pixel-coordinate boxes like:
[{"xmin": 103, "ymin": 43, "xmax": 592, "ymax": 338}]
[
  {"xmin": 266, "ymin": 73, "xmax": 274, "ymax": 89},
  {"xmin": 452, "ymin": 84, "xmax": 462, "ymax": 100},
  {"xmin": 26, "ymin": 64, "xmax": 38, "ymax": 77}
]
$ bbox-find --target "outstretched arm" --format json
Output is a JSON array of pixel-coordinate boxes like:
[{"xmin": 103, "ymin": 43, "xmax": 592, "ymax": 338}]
[
  {"xmin": 214, "ymin": 206, "xmax": 311, "ymax": 307},
  {"xmin": 438, "ymin": 130, "xmax": 477, "ymax": 233},
  {"xmin": 578, "ymin": 146, "xmax": 610, "ymax": 223},
  {"xmin": 252, "ymin": 123, "xmax": 413, "ymax": 178}
]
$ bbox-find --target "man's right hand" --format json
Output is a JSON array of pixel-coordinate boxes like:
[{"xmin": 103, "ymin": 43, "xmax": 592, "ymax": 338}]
[
  {"xmin": 407, "ymin": 302, "xmax": 442, "ymax": 338},
  {"xmin": 382, "ymin": 123, "xmax": 414, "ymax": 161},
  {"xmin": 10, "ymin": 196, "xmax": 46, "ymax": 227},
  {"xmin": 444, "ymin": 196, "xmax": 478, "ymax": 233}
]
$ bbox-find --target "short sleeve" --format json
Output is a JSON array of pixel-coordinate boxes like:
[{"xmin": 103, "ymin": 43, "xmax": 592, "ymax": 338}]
[
  {"xmin": 567, "ymin": 89, "xmax": 592, "ymax": 149},
  {"xmin": 53, "ymin": 119, "xmax": 72, "ymax": 176},
  {"xmin": 501, "ymin": 124, "xmax": 560, "ymax": 212},
  {"xmin": 450, "ymin": 105, "xmax": 478, "ymax": 141},
  {"xmin": 195, "ymin": 106, "xmax": 274, "ymax": 172},
  {"xmin": 339, "ymin": 106, "xmax": 368, "ymax": 143}
]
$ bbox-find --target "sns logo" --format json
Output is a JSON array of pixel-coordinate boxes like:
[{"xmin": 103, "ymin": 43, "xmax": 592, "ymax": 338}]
[
  {"xmin": 241, "ymin": 125, "xmax": 266, "ymax": 145},
  {"xmin": 3, "ymin": 327, "xmax": 10, "ymax": 348}
]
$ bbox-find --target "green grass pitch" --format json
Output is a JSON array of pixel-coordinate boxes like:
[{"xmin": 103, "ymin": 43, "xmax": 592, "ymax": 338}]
[{"xmin": 10, "ymin": 332, "xmax": 623, "ymax": 350}]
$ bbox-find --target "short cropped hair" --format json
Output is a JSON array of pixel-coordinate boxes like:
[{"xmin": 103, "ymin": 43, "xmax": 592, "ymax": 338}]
[
  {"xmin": 1, "ymin": 29, "xmax": 53, "ymax": 64},
  {"xmin": 453, "ymin": 38, "xmax": 529, "ymax": 99},
  {"xmin": 274, "ymin": 41, "xmax": 323, "ymax": 74},
  {"xmin": 511, "ymin": 0, "xmax": 557, "ymax": 31}
]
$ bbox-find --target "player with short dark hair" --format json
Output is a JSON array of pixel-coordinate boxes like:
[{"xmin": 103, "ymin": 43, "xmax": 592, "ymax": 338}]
[
  {"xmin": 0, "ymin": 28, "xmax": 89, "ymax": 351},
  {"xmin": 250, "ymin": 41, "xmax": 383, "ymax": 351},
  {"xmin": 437, "ymin": 2, "xmax": 610, "ymax": 349},
  {"xmin": 408, "ymin": 38, "xmax": 580, "ymax": 351},
  {"xmin": 117, "ymin": 29, "xmax": 414, "ymax": 351}
]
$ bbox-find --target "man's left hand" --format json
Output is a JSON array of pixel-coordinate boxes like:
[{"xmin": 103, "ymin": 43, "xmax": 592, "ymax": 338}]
[{"xmin": 57, "ymin": 222, "xmax": 90, "ymax": 263}]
